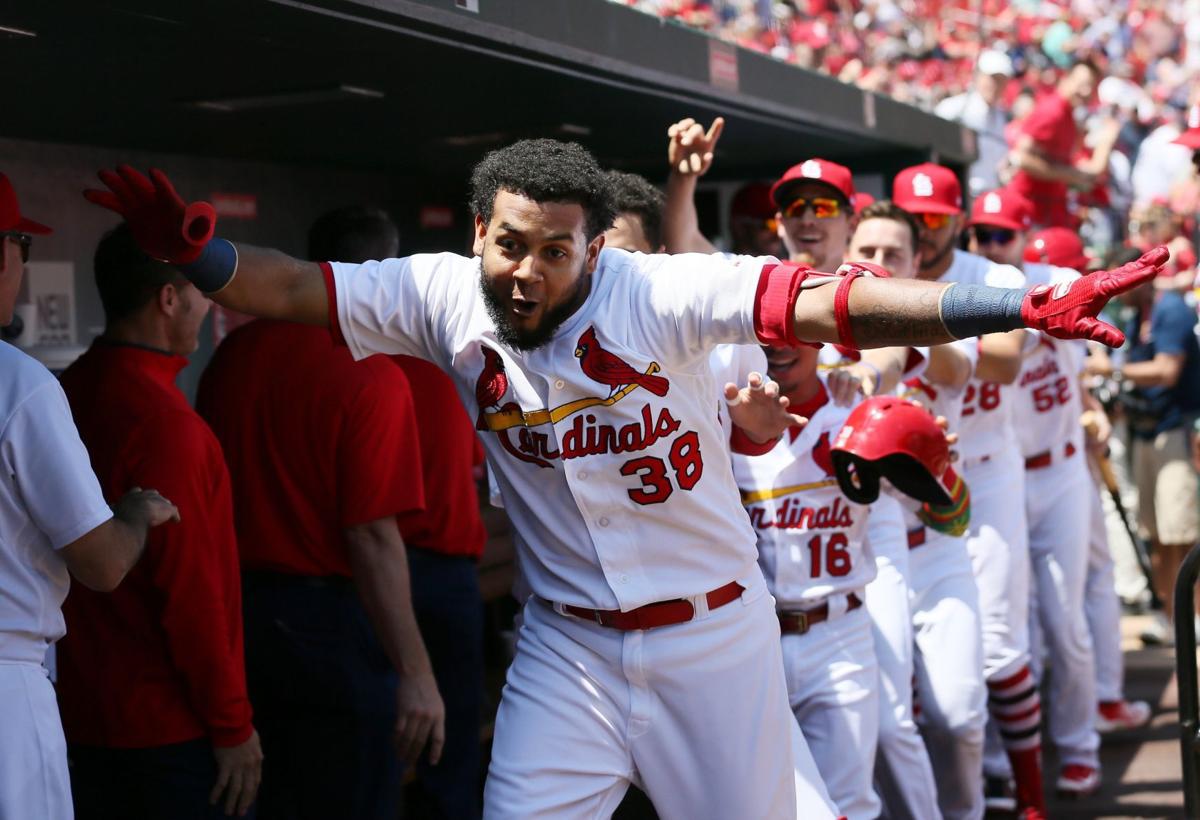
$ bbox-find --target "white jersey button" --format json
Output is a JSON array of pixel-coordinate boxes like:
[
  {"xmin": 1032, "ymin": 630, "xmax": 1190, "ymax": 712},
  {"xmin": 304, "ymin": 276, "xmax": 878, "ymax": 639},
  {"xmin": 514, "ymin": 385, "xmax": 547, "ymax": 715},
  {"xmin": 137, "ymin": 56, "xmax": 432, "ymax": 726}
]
[
  {"xmin": 554, "ymin": 379, "xmax": 565, "ymax": 389},
  {"xmin": 578, "ymin": 471, "xmax": 588, "ymax": 480},
  {"xmin": 598, "ymin": 516, "xmax": 610, "ymax": 527},
  {"xmin": 619, "ymin": 574, "xmax": 630, "ymax": 584}
]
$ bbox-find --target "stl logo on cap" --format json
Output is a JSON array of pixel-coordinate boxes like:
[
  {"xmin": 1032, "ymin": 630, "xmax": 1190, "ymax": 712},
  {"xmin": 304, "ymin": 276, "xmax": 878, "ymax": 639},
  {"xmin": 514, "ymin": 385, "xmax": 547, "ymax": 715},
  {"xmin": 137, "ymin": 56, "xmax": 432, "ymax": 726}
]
[
  {"xmin": 984, "ymin": 192, "xmax": 1003, "ymax": 214},
  {"xmin": 801, "ymin": 160, "xmax": 823, "ymax": 179},
  {"xmin": 912, "ymin": 173, "xmax": 934, "ymax": 198}
]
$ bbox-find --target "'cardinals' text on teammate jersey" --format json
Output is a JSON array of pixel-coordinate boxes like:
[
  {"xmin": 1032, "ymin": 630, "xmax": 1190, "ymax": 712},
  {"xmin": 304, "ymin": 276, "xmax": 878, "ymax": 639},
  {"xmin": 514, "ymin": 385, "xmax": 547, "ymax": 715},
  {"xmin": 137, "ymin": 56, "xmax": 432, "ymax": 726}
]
[
  {"xmin": 733, "ymin": 382, "xmax": 877, "ymax": 607},
  {"xmin": 938, "ymin": 249, "xmax": 1027, "ymax": 462},
  {"xmin": 1013, "ymin": 263, "xmax": 1086, "ymax": 458},
  {"xmin": 329, "ymin": 248, "xmax": 806, "ymax": 611}
]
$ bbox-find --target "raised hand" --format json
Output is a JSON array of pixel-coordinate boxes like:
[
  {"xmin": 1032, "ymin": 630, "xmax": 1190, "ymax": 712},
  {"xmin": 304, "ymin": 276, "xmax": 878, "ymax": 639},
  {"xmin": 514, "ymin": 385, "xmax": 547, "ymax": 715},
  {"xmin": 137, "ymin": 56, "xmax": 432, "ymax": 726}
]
[
  {"xmin": 1020, "ymin": 246, "xmax": 1167, "ymax": 346},
  {"xmin": 725, "ymin": 371, "xmax": 806, "ymax": 443},
  {"xmin": 84, "ymin": 166, "xmax": 215, "ymax": 264},
  {"xmin": 116, "ymin": 487, "xmax": 181, "ymax": 528},
  {"xmin": 667, "ymin": 117, "xmax": 725, "ymax": 177}
]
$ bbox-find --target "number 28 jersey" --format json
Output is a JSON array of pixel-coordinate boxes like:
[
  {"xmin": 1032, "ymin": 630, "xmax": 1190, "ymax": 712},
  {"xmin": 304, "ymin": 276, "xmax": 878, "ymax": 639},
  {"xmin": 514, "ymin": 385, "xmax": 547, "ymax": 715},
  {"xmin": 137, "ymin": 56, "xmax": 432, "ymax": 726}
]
[{"xmin": 732, "ymin": 383, "xmax": 876, "ymax": 608}]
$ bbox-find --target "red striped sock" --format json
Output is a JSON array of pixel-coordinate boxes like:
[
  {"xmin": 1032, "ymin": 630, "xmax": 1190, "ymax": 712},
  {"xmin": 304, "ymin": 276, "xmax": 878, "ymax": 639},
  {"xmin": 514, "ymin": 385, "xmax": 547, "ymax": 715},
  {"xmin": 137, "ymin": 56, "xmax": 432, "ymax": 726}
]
[{"xmin": 988, "ymin": 666, "xmax": 1046, "ymax": 813}]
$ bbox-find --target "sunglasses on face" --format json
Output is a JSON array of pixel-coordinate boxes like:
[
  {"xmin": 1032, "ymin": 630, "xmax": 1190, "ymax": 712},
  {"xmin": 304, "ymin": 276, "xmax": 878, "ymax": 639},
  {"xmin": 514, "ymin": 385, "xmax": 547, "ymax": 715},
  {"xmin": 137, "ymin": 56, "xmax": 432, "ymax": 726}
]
[
  {"xmin": 917, "ymin": 212, "xmax": 951, "ymax": 230},
  {"xmin": 1, "ymin": 231, "xmax": 31, "ymax": 263},
  {"xmin": 782, "ymin": 196, "xmax": 842, "ymax": 220},
  {"xmin": 972, "ymin": 226, "xmax": 1016, "ymax": 246}
]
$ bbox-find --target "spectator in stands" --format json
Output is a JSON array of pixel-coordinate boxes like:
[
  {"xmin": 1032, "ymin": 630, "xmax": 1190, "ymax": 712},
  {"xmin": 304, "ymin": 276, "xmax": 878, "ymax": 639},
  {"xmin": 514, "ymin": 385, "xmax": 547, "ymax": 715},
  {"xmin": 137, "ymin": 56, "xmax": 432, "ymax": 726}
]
[
  {"xmin": 604, "ymin": 170, "xmax": 666, "ymax": 253},
  {"xmin": 935, "ymin": 49, "xmax": 1015, "ymax": 197},
  {"xmin": 197, "ymin": 207, "xmax": 443, "ymax": 820},
  {"xmin": 1010, "ymin": 57, "xmax": 1110, "ymax": 227},
  {"xmin": 0, "ymin": 173, "xmax": 178, "ymax": 820},
  {"xmin": 57, "ymin": 224, "xmax": 261, "ymax": 820},
  {"xmin": 1087, "ymin": 263, "xmax": 1200, "ymax": 646}
]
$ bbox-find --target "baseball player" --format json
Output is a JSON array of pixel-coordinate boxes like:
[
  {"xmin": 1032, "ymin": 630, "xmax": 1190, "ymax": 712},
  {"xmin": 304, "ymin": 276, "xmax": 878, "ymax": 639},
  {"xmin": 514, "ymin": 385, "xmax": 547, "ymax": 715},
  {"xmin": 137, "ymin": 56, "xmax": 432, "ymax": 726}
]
[
  {"xmin": 968, "ymin": 186, "xmax": 1101, "ymax": 799},
  {"xmin": 893, "ymin": 163, "xmax": 1050, "ymax": 817},
  {"xmin": 1025, "ymin": 229, "xmax": 1153, "ymax": 733},
  {"xmin": 726, "ymin": 341, "xmax": 881, "ymax": 819},
  {"xmin": 838, "ymin": 201, "xmax": 984, "ymax": 820},
  {"xmin": 84, "ymin": 147, "xmax": 1161, "ymax": 819},
  {"xmin": 0, "ymin": 173, "xmax": 180, "ymax": 819}
]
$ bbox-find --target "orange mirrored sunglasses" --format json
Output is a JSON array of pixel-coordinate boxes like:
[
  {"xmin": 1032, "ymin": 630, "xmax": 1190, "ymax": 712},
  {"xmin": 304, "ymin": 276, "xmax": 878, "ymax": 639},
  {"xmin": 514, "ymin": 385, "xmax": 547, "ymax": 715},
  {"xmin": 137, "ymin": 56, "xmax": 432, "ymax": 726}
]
[
  {"xmin": 917, "ymin": 212, "xmax": 951, "ymax": 230},
  {"xmin": 782, "ymin": 196, "xmax": 842, "ymax": 220}
]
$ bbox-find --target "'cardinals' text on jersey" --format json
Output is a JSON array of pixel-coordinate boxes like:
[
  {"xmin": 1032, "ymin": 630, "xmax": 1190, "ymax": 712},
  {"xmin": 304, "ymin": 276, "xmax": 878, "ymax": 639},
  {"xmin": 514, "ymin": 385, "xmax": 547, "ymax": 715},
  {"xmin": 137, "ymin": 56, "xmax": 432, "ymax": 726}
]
[{"xmin": 734, "ymin": 382, "xmax": 877, "ymax": 607}]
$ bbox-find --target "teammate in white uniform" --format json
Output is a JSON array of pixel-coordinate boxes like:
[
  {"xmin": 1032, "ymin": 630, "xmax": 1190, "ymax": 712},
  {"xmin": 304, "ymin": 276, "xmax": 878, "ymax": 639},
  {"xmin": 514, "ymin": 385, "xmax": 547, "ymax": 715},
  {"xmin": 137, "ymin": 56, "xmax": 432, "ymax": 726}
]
[
  {"xmin": 968, "ymin": 187, "xmax": 1103, "ymax": 799},
  {"xmin": 87, "ymin": 147, "xmax": 1161, "ymax": 820},
  {"xmin": 834, "ymin": 202, "xmax": 982, "ymax": 820},
  {"xmin": 0, "ymin": 173, "xmax": 178, "ymax": 819},
  {"xmin": 893, "ymin": 164, "xmax": 1048, "ymax": 818},
  {"xmin": 733, "ymin": 344, "xmax": 881, "ymax": 819}
]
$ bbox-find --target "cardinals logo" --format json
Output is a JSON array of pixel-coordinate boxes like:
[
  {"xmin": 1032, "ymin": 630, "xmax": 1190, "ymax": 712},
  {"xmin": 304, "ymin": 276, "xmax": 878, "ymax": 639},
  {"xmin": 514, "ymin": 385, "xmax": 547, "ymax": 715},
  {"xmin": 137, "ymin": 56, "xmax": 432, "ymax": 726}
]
[
  {"xmin": 475, "ymin": 347, "xmax": 509, "ymax": 418},
  {"xmin": 574, "ymin": 328, "xmax": 669, "ymax": 398}
]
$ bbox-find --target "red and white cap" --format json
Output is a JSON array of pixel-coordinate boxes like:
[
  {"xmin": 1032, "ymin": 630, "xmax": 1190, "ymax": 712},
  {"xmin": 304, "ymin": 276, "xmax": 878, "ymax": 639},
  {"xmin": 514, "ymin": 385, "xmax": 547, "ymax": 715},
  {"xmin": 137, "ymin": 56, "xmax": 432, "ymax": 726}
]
[
  {"xmin": 967, "ymin": 187, "xmax": 1033, "ymax": 233},
  {"xmin": 1173, "ymin": 104, "xmax": 1200, "ymax": 150},
  {"xmin": 0, "ymin": 173, "xmax": 51, "ymax": 235},
  {"xmin": 1024, "ymin": 227, "xmax": 1090, "ymax": 271},
  {"xmin": 770, "ymin": 158, "xmax": 855, "ymax": 207},
  {"xmin": 892, "ymin": 162, "xmax": 963, "ymax": 215}
]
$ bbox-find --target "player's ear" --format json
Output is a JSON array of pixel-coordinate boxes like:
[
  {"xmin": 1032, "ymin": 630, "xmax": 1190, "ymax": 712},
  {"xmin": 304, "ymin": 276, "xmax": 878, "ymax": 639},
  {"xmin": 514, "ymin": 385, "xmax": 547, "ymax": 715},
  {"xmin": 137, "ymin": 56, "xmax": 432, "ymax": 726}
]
[
  {"xmin": 775, "ymin": 211, "xmax": 787, "ymax": 241},
  {"xmin": 472, "ymin": 214, "xmax": 487, "ymax": 258},
  {"xmin": 585, "ymin": 232, "xmax": 605, "ymax": 273}
]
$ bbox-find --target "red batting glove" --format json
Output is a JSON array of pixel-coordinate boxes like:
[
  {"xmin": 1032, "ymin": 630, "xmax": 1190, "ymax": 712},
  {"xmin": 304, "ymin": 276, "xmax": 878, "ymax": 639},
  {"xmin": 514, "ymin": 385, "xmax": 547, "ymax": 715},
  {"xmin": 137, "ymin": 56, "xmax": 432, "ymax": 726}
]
[
  {"xmin": 1020, "ymin": 246, "xmax": 1168, "ymax": 347},
  {"xmin": 83, "ymin": 166, "xmax": 215, "ymax": 265}
]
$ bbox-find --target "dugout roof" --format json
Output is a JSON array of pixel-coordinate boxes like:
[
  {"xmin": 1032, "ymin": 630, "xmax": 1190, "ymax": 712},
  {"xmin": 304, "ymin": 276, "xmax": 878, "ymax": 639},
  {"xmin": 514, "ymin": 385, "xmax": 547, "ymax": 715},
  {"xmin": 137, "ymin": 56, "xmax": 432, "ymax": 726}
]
[{"xmin": 4, "ymin": 0, "xmax": 973, "ymax": 183}]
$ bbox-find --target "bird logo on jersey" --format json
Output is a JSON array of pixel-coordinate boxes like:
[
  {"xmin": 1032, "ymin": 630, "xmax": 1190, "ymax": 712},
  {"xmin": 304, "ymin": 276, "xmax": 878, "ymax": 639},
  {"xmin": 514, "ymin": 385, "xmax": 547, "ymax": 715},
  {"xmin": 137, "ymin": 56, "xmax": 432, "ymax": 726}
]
[
  {"xmin": 475, "ymin": 347, "xmax": 509, "ymax": 416},
  {"xmin": 575, "ymin": 327, "xmax": 670, "ymax": 398}
]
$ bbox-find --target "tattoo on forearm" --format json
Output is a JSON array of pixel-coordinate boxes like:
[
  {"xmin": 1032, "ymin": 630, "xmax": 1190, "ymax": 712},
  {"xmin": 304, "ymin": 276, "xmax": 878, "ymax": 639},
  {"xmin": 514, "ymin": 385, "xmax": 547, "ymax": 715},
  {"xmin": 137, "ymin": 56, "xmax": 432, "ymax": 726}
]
[{"xmin": 850, "ymin": 282, "xmax": 956, "ymax": 347}]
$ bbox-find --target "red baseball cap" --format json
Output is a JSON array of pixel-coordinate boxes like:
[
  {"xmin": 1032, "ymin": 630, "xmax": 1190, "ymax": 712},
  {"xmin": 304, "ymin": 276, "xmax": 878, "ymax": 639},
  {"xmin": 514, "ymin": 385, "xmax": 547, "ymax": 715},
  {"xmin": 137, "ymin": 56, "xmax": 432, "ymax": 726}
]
[
  {"xmin": 0, "ymin": 173, "xmax": 52, "ymax": 235},
  {"xmin": 1173, "ymin": 104, "xmax": 1200, "ymax": 150},
  {"xmin": 1023, "ymin": 227, "xmax": 1090, "ymax": 271},
  {"xmin": 730, "ymin": 182, "xmax": 776, "ymax": 220},
  {"xmin": 770, "ymin": 159, "xmax": 855, "ymax": 208},
  {"xmin": 967, "ymin": 188, "xmax": 1033, "ymax": 233},
  {"xmin": 893, "ymin": 163, "xmax": 963, "ymax": 215},
  {"xmin": 851, "ymin": 191, "xmax": 876, "ymax": 214}
]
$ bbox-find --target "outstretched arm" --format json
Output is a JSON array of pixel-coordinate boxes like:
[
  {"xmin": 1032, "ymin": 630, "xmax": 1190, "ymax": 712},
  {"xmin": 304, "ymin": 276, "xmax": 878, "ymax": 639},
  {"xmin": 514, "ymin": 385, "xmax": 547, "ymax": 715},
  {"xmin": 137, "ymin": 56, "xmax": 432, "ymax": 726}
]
[
  {"xmin": 789, "ymin": 249, "xmax": 1167, "ymax": 349},
  {"xmin": 84, "ymin": 166, "xmax": 329, "ymax": 325}
]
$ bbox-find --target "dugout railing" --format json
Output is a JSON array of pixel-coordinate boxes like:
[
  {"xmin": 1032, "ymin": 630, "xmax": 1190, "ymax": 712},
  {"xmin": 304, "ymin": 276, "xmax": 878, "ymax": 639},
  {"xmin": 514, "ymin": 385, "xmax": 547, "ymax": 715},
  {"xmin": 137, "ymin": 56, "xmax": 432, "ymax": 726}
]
[{"xmin": 1176, "ymin": 543, "xmax": 1200, "ymax": 814}]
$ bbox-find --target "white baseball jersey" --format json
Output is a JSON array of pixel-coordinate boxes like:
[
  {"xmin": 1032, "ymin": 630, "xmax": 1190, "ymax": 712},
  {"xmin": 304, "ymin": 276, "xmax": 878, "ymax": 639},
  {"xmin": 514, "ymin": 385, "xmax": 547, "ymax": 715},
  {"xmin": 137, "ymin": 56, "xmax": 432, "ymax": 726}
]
[
  {"xmin": 1013, "ymin": 263, "xmax": 1086, "ymax": 458},
  {"xmin": 0, "ymin": 343, "xmax": 112, "ymax": 663},
  {"xmin": 734, "ymin": 384, "xmax": 876, "ymax": 608},
  {"xmin": 938, "ymin": 249, "xmax": 1028, "ymax": 462},
  {"xmin": 329, "ymin": 248, "xmax": 797, "ymax": 611}
]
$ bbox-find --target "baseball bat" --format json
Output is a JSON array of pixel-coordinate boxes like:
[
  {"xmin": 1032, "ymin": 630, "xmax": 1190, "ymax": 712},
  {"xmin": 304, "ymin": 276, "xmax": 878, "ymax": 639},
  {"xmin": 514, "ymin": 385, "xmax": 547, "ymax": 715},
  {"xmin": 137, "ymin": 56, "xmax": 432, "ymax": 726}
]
[{"xmin": 1087, "ymin": 436, "xmax": 1165, "ymax": 610}]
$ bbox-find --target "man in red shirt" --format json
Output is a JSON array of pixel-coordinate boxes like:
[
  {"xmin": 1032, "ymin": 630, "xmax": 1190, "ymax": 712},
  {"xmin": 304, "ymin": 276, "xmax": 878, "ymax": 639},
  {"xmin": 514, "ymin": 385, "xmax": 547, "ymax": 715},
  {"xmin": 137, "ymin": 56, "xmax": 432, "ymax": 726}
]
[
  {"xmin": 197, "ymin": 206, "xmax": 451, "ymax": 820},
  {"xmin": 1010, "ymin": 58, "xmax": 1104, "ymax": 228},
  {"xmin": 58, "ymin": 224, "xmax": 261, "ymax": 819},
  {"xmin": 311, "ymin": 206, "xmax": 490, "ymax": 820}
]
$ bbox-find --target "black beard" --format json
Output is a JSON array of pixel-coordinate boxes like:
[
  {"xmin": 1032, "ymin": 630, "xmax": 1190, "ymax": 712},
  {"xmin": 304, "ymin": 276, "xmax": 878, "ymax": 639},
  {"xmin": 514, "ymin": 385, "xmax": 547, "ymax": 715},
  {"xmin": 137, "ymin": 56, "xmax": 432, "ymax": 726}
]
[{"xmin": 478, "ymin": 263, "xmax": 590, "ymax": 352}]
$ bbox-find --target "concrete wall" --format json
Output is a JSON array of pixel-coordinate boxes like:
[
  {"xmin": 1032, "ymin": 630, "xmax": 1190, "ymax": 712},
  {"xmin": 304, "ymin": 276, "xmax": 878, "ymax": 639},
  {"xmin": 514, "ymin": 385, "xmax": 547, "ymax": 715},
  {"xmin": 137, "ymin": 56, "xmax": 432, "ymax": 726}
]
[{"xmin": 2, "ymin": 137, "xmax": 398, "ymax": 399}]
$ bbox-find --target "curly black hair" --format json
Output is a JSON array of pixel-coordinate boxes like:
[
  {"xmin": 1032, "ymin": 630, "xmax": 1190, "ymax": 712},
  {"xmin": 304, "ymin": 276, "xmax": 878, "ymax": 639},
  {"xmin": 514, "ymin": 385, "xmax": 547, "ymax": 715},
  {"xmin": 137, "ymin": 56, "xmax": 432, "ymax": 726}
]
[
  {"xmin": 606, "ymin": 170, "xmax": 665, "ymax": 251},
  {"xmin": 469, "ymin": 139, "xmax": 616, "ymax": 240}
]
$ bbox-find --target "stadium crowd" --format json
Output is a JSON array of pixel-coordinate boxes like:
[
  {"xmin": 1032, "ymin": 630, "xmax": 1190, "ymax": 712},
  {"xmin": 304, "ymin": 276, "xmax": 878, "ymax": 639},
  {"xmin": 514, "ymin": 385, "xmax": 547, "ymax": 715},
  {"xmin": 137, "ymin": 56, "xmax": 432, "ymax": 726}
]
[{"xmin": 3, "ymin": 6, "xmax": 1200, "ymax": 820}]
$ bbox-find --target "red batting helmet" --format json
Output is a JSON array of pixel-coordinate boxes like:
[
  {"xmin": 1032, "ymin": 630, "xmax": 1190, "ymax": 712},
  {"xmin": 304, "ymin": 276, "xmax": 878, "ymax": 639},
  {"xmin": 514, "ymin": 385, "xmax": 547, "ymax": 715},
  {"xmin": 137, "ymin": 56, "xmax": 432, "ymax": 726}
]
[{"xmin": 830, "ymin": 396, "xmax": 957, "ymax": 505}]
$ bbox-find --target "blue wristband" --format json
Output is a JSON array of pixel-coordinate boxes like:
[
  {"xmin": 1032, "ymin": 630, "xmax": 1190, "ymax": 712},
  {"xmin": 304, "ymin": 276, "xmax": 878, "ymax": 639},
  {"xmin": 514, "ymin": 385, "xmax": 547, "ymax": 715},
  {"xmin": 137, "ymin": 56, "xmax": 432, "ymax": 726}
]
[
  {"xmin": 940, "ymin": 283, "xmax": 1026, "ymax": 339},
  {"xmin": 179, "ymin": 238, "xmax": 238, "ymax": 293}
]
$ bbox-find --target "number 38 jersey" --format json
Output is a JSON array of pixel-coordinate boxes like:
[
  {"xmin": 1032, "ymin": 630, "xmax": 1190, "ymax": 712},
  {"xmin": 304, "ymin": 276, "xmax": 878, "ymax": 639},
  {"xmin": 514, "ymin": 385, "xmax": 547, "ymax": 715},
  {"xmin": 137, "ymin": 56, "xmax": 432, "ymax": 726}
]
[
  {"xmin": 732, "ymin": 383, "xmax": 876, "ymax": 609},
  {"xmin": 1013, "ymin": 263, "xmax": 1086, "ymax": 458}
]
